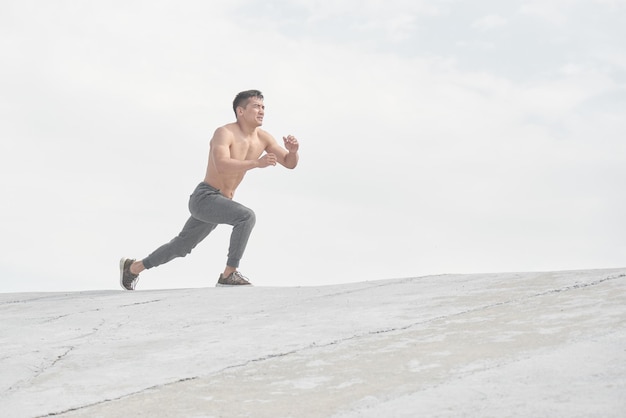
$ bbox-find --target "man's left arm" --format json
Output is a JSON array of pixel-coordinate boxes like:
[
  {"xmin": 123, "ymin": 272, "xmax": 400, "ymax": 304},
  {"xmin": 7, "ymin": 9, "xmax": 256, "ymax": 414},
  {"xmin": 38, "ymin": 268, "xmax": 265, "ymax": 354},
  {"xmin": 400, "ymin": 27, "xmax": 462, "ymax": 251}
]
[{"xmin": 266, "ymin": 133, "xmax": 299, "ymax": 169}]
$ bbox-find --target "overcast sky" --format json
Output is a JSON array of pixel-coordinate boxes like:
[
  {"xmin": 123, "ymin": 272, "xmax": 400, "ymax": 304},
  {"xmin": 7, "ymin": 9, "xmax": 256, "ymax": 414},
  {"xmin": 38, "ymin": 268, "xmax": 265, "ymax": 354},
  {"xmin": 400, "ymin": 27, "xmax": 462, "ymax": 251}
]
[{"xmin": 1, "ymin": 0, "xmax": 625, "ymax": 292}]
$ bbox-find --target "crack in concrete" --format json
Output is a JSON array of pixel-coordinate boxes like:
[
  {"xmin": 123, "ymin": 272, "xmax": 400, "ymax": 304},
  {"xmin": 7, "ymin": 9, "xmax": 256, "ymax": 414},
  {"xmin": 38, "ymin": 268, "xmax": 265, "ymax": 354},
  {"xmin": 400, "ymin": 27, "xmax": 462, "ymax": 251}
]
[
  {"xmin": 7, "ymin": 346, "xmax": 75, "ymax": 395},
  {"xmin": 40, "ymin": 314, "xmax": 73, "ymax": 323},
  {"xmin": 39, "ymin": 377, "xmax": 199, "ymax": 417},
  {"xmin": 5, "ymin": 317, "xmax": 108, "ymax": 399},
  {"xmin": 47, "ymin": 347, "xmax": 74, "ymax": 370},
  {"xmin": 0, "ymin": 295, "xmax": 71, "ymax": 305},
  {"xmin": 119, "ymin": 299, "xmax": 162, "ymax": 308}
]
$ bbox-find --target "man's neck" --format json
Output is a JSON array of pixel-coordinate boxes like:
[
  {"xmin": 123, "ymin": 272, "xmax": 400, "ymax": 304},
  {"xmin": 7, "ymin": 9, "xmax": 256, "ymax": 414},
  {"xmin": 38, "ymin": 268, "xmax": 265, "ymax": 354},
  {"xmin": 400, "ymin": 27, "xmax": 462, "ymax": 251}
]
[{"xmin": 236, "ymin": 120, "xmax": 258, "ymax": 137}]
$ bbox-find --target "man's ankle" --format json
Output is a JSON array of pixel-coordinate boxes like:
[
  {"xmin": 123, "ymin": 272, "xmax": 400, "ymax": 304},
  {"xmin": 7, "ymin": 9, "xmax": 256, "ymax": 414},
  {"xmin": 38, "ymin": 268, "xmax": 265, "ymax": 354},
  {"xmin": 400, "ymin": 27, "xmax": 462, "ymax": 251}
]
[
  {"xmin": 223, "ymin": 267, "xmax": 236, "ymax": 277},
  {"xmin": 130, "ymin": 261, "xmax": 144, "ymax": 276}
]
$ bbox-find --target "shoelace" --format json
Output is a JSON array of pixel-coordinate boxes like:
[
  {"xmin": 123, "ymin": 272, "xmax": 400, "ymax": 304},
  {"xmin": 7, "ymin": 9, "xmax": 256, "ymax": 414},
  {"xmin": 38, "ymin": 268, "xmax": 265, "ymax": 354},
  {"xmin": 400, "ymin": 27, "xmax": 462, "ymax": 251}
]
[
  {"xmin": 124, "ymin": 274, "xmax": 139, "ymax": 290},
  {"xmin": 123, "ymin": 266, "xmax": 139, "ymax": 289},
  {"xmin": 232, "ymin": 271, "xmax": 250, "ymax": 284}
]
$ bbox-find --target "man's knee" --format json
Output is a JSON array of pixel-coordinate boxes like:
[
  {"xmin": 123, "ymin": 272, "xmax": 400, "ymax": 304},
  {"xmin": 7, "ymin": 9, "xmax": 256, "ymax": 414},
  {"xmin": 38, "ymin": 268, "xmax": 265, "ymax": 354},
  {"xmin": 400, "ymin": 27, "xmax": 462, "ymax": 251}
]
[
  {"xmin": 174, "ymin": 228, "xmax": 210, "ymax": 256},
  {"xmin": 243, "ymin": 207, "xmax": 256, "ymax": 227}
]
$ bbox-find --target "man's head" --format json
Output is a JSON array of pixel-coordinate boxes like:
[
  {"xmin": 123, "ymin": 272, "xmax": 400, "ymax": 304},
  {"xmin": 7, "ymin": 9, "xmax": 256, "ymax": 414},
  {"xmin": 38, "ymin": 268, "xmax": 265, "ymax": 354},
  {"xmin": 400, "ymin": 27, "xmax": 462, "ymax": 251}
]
[{"xmin": 233, "ymin": 90, "xmax": 264, "ymax": 118}]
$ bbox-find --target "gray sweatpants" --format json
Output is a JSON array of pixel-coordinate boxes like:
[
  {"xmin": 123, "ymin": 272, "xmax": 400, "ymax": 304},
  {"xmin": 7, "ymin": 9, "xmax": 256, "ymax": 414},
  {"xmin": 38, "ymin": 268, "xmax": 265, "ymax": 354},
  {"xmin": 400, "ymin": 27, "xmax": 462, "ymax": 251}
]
[{"xmin": 142, "ymin": 182, "xmax": 256, "ymax": 270}]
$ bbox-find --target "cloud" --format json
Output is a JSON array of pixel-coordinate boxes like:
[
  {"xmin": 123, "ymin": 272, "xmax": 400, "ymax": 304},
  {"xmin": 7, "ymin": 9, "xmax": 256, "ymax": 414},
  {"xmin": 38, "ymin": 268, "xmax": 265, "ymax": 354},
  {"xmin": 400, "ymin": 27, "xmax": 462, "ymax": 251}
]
[
  {"xmin": 518, "ymin": 1, "xmax": 570, "ymax": 24},
  {"xmin": 471, "ymin": 14, "xmax": 508, "ymax": 31}
]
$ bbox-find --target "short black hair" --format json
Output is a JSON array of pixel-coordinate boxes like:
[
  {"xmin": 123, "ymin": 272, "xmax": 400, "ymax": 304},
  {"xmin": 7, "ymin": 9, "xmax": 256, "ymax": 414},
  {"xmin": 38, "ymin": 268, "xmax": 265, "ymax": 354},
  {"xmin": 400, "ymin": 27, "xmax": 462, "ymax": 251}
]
[{"xmin": 233, "ymin": 90, "xmax": 264, "ymax": 117}]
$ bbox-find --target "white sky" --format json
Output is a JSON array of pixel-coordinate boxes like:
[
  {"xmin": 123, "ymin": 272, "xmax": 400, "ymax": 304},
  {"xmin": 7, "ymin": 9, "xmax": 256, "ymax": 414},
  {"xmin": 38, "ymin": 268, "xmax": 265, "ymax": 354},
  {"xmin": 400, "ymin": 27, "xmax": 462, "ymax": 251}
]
[{"xmin": 1, "ymin": 0, "xmax": 625, "ymax": 292}]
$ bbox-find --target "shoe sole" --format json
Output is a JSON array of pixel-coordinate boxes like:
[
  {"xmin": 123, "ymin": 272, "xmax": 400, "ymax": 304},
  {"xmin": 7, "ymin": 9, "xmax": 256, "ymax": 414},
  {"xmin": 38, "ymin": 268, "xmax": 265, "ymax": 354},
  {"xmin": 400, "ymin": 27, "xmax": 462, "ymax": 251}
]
[{"xmin": 215, "ymin": 283, "xmax": 253, "ymax": 287}]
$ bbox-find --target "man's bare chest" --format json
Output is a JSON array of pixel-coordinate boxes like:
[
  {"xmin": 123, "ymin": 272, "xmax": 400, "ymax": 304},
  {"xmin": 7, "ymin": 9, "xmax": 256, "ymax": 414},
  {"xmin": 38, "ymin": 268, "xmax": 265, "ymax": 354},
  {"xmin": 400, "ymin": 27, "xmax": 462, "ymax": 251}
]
[{"xmin": 230, "ymin": 138, "xmax": 265, "ymax": 160}]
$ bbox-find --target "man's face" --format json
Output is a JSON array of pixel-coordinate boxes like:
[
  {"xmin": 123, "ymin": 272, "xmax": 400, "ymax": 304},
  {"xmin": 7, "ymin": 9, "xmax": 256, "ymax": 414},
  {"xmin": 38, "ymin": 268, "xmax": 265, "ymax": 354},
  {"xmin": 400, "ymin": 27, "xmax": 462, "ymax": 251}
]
[{"xmin": 240, "ymin": 97, "xmax": 265, "ymax": 126}]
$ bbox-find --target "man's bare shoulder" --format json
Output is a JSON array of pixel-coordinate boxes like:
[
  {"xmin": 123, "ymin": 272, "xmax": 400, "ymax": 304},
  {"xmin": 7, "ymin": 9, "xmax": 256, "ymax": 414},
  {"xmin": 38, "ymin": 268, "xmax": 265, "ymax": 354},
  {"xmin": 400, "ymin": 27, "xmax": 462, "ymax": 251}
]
[
  {"xmin": 257, "ymin": 128, "xmax": 276, "ymax": 143},
  {"xmin": 211, "ymin": 124, "xmax": 237, "ymax": 144}
]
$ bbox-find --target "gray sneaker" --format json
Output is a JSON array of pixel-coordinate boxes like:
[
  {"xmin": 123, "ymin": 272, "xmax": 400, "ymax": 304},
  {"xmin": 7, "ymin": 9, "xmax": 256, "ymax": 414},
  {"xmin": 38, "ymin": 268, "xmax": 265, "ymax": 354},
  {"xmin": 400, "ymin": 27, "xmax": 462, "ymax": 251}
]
[
  {"xmin": 216, "ymin": 271, "xmax": 252, "ymax": 287},
  {"xmin": 120, "ymin": 257, "xmax": 139, "ymax": 290}
]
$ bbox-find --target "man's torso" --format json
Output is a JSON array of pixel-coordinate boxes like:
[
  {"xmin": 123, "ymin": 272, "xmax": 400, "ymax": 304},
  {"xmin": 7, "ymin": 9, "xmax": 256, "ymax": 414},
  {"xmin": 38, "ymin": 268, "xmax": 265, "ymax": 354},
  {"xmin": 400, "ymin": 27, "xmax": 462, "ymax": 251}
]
[{"xmin": 204, "ymin": 123, "xmax": 268, "ymax": 198}]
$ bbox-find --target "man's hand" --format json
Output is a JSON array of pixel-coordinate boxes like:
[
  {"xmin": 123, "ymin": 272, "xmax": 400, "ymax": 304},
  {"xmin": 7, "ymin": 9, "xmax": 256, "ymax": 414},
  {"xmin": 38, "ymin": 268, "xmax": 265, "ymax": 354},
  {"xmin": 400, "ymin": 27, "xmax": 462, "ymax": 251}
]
[
  {"xmin": 257, "ymin": 153, "xmax": 277, "ymax": 168},
  {"xmin": 283, "ymin": 135, "xmax": 299, "ymax": 153}
]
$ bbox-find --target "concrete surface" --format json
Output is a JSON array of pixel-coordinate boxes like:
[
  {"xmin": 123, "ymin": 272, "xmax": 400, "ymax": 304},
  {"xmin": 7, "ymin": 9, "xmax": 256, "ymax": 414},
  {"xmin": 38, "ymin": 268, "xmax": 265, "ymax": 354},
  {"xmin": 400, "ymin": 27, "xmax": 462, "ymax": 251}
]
[{"xmin": 1, "ymin": 268, "xmax": 625, "ymax": 417}]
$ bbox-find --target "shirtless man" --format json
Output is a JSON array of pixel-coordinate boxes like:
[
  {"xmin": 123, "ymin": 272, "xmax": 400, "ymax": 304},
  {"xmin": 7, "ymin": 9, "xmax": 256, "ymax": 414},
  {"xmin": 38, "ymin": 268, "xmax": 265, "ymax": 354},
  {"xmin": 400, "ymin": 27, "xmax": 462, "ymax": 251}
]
[{"xmin": 119, "ymin": 90, "xmax": 299, "ymax": 289}]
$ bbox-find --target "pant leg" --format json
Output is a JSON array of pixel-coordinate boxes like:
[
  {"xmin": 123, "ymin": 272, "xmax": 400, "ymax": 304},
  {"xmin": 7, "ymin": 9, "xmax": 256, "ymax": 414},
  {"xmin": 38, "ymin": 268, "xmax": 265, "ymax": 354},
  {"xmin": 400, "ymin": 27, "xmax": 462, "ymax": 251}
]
[
  {"xmin": 142, "ymin": 182, "xmax": 256, "ymax": 270},
  {"xmin": 188, "ymin": 184, "xmax": 256, "ymax": 268},
  {"xmin": 142, "ymin": 216, "xmax": 217, "ymax": 269}
]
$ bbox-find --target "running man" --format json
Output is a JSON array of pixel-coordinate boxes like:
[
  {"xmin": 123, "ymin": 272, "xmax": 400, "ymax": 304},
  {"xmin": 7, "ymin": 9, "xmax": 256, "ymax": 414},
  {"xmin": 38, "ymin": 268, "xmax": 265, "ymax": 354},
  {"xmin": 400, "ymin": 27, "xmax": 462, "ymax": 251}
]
[{"xmin": 120, "ymin": 90, "xmax": 299, "ymax": 289}]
